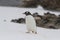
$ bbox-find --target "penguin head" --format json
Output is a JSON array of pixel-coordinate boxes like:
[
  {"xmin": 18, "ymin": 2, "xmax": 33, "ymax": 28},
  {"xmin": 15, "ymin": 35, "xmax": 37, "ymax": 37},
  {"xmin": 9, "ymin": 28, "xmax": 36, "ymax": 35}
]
[{"xmin": 23, "ymin": 11, "xmax": 31, "ymax": 16}]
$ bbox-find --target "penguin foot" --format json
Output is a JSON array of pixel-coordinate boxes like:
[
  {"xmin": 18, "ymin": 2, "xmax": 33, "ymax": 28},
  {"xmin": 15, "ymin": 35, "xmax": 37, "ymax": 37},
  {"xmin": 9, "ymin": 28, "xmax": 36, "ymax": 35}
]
[
  {"xmin": 32, "ymin": 31, "xmax": 37, "ymax": 34},
  {"xmin": 35, "ymin": 32, "xmax": 37, "ymax": 34}
]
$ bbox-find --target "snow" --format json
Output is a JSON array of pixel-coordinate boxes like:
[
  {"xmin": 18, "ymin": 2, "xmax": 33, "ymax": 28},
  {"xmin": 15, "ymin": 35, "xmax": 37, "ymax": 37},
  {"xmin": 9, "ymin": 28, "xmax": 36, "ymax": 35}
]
[{"xmin": 0, "ymin": 6, "xmax": 60, "ymax": 40}]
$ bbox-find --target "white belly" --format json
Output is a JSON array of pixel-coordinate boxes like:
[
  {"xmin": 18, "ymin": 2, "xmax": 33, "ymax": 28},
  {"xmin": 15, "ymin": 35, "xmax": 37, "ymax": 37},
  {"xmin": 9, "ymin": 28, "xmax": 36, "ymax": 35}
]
[{"xmin": 26, "ymin": 15, "xmax": 37, "ymax": 31}]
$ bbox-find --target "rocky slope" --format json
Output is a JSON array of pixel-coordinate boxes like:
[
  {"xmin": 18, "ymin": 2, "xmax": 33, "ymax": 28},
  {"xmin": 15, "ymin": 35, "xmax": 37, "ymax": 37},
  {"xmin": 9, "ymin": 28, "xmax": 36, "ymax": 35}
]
[
  {"xmin": 22, "ymin": 0, "xmax": 60, "ymax": 11},
  {"xmin": 0, "ymin": 0, "xmax": 60, "ymax": 11},
  {"xmin": 11, "ymin": 11, "xmax": 60, "ymax": 29},
  {"xmin": 39, "ymin": 0, "xmax": 60, "ymax": 11}
]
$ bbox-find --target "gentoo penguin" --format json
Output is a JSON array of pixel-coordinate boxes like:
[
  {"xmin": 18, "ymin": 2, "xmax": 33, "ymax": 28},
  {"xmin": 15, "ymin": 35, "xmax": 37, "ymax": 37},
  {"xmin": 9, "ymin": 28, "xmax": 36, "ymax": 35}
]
[{"xmin": 23, "ymin": 11, "xmax": 37, "ymax": 34}]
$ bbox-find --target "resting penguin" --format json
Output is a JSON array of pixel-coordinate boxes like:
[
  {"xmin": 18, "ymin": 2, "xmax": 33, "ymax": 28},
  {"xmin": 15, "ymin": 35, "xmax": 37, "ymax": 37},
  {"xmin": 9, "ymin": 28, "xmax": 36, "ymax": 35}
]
[{"xmin": 23, "ymin": 11, "xmax": 37, "ymax": 34}]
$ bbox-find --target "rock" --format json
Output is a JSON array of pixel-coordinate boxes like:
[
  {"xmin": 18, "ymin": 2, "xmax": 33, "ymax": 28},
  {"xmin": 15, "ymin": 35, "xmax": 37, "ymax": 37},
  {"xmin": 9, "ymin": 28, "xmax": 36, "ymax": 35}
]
[
  {"xmin": 39, "ymin": 0, "xmax": 60, "ymax": 11},
  {"xmin": 22, "ymin": 0, "xmax": 38, "ymax": 7},
  {"xmin": 20, "ymin": 0, "xmax": 60, "ymax": 11},
  {"xmin": 55, "ymin": 15, "xmax": 60, "ymax": 25},
  {"xmin": 11, "ymin": 18, "xmax": 25, "ymax": 23},
  {"xmin": 45, "ymin": 23, "xmax": 57, "ymax": 29},
  {"xmin": 4, "ymin": 20, "xmax": 7, "ymax": 22},
  {"xmin": 11, "ymin": 19, "xmax": 18, "ymax": 23},
  {"xmin": 11, "ymin": 11, "xmax": 60, "ymax": 29},
  {"xmin": 18, "ymin": 18, "xmax": 25, "ymax": 23},
  {"xmin": 33, "ymin": 12, "xmax": 39, "ymax": 17}
]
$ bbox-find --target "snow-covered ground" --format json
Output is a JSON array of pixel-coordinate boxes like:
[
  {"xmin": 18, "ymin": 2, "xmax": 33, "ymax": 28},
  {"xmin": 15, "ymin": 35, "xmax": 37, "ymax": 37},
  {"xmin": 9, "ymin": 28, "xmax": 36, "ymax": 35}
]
[{"xmin": 0, "ymin": 6, "xmax": 60, "ymax": 40}]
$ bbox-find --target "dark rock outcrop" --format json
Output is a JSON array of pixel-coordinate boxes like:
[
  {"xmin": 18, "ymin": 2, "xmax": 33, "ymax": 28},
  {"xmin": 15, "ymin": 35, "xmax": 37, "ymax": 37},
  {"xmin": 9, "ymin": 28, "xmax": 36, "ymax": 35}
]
[
  {"xmin": 39, "ymin": 0, "xmax": 60, "ymax": 11},
  {"xmin": 22, "ymin": 0, "xmax": 60, "ymax": 11},
  {"xmin": 22, "ymin": 0, "xmax": 39, "ymax": 7},
  {"xmin": 11, "ymin": 11, "xmax": 60, "ymax": 29},
  {"xmin": 11, "ymin": 18, "xmax": 25, "ymax": 23}
]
